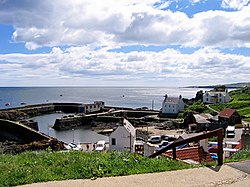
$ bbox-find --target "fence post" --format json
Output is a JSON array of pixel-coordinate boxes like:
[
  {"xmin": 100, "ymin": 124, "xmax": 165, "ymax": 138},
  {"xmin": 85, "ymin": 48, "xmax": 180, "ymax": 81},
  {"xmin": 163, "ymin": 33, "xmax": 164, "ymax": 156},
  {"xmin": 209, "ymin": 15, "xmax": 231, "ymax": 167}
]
[
  {"xmin": 217, "ymin": 128, "xmax": 223, "ymax": 165},
  {"xmin": 173, "ymin": 147, "xmax": 176, "ymax": 160}
]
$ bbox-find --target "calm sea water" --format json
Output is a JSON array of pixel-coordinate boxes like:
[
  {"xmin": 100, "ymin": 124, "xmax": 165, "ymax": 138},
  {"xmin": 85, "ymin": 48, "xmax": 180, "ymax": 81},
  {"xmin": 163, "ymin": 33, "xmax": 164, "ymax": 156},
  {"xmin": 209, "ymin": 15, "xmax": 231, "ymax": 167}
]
[
  {"xmin": 0, "ymin": 87, "xmax": 205, "ymax": 110},
  {"xmin": 31, "ymin": 113, "xmax": 109, "ymax": 144},
  {"xmin": 0, "ymin": 87, "xmax": 207, "ymax": 144}
]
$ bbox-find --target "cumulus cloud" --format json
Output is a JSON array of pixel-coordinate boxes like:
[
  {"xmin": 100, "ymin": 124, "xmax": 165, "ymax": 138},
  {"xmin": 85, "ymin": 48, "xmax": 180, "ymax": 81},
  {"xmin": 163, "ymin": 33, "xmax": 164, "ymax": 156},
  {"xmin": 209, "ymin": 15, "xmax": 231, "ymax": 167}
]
[
  {"xmin": 221, "ymin": 0, "xmax": 250, "ymax": 10},
  {"xmin": 0, "ymin": 0, "xmax": 250, "ymax": 49},
  {"xmin": 0, "ymin": 47, "xmax": 249, "ymax": 86},
  {"xmin": 0, "ymin": 0, "xmax": 250, "ymax": 86}
]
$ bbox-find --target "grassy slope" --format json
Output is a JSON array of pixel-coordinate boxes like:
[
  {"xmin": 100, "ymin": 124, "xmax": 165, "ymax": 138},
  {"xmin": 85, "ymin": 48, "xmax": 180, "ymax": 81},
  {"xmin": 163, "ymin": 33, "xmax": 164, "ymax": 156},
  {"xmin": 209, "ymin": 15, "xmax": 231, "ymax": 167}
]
[
  {"xmin": 210, "ymin": 87, "xmax": 250, "ymax": 122},
  {"xmin": 225, "ymin": 148, "xmax": 250, "ymax": 163},
  {"xmin": 0, "ymin": 150, "xmax": 195, "ymax": 186}
]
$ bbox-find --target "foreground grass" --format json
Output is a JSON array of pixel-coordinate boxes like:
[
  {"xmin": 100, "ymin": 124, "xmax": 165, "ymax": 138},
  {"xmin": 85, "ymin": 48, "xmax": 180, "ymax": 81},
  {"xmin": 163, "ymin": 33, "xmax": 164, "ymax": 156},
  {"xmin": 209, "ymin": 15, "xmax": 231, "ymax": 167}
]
[{"xmin": 0, "ymin": 150, "xmax": 196, "ymax": 186}]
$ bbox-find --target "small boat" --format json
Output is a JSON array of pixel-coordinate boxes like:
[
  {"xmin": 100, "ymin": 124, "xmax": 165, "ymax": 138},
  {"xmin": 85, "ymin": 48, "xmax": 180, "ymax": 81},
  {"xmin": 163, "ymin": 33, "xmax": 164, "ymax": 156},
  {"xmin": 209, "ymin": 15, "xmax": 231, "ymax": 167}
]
[
  {"xmin": 5, "ymin": 103, "xmax": 10, "ymax": 106},
  {"xmin": 60, "ymin": 94, "xmax": 63, "ymax": 96},
  {"xmin": 20, "ymin": 102, "xmax": 26, "ymax": 105}
]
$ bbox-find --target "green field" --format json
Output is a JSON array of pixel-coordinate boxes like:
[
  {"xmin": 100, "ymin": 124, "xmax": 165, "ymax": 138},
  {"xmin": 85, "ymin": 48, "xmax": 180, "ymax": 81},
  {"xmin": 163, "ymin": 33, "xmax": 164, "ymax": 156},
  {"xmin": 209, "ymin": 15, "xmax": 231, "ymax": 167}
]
[
  {"xmin": 0, "ymin": 150, "xmax": 195, "ymax": 186},
  {"xmin": 210, "ymin": 87, "xmax": 250, "ymax": 122}
]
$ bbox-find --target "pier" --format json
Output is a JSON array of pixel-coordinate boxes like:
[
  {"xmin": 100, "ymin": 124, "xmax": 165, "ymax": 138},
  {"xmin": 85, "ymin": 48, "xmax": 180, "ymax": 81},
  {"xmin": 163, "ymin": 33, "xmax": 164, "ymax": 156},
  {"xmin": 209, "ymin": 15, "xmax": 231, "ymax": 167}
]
[{"xmin": 0, "ymin": 119, "xmax": 64, "ymax": 153}]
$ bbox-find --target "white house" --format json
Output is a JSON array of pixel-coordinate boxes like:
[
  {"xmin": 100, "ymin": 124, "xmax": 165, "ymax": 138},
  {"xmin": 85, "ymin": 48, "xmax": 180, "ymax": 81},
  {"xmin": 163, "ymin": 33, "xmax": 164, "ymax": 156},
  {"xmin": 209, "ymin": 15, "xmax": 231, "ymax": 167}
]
[
  {"xmin": 162, "ymin": 94, "xmax": 185, "ymax": 114},
  {"xmin": 203, "ymin": 89, "xmax": 230, "ymax": 104},
  {"xmin": 80, "ymin": 101, "xmax": 105, "ymax": 113},
  {"xmin": 109, "ymin": 118, "xmax": 136, "ymax": 152}
]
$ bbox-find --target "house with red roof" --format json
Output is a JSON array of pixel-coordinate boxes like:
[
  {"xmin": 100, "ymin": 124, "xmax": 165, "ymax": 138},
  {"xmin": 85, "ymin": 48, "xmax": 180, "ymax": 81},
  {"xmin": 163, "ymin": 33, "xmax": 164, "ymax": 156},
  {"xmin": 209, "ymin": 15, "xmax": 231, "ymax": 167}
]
[{"xmin": 218, "ymin": 108, "xmax": 241, "ymax": 126}]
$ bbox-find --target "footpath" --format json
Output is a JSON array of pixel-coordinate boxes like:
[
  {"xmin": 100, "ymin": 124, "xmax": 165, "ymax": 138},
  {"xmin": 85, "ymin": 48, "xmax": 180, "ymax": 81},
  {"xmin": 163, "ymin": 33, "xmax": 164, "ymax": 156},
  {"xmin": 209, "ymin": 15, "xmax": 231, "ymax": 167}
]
[{"xmin": 20, "ymin": 162, "xmax": 250, "ymax": 187}]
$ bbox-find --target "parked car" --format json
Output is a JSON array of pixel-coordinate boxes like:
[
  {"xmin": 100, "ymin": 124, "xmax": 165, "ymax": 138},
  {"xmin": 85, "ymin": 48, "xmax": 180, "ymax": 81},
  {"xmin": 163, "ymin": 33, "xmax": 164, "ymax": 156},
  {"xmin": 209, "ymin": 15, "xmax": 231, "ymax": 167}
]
[
  {"xmin": 65, "ymin": 143, "xmax": 82, "ymax": 151},
  {"xmin": 136, "ymin": 137, "xmax": 145, "ymax": 142},
  {"xmin": 226, "ymin": 126, "xmax": 235, "ymax": 138},
  {"xmin": 210, "ymin": 153, "xmax": 218, "ymax": 160},
  {"xmin": 208, "ymin": 145, "xmax": 218, "ymax": 153},
  {"xmin": 155, "ymin": 140, "xmax": 170, "ymax": 151},
  {"xmin": 95, "ymin": 140, "xmax": 106, "ymax": 152},
  {"xmin": 148, "ymin": 135, "xmax": 161, "ymax": 144},
  {"xmin": 161, "ymin": 135, "xmax": 177, "ymax": 142}
]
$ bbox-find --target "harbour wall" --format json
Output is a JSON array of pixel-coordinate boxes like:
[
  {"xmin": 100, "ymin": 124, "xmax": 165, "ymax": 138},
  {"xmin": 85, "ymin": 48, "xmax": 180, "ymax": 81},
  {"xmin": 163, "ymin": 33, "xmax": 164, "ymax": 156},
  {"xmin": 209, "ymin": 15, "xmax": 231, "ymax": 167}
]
[
  {"xmin": 0, "ymin": 119, "xmax": 65, "ymax": 153},
  {"xmin": 0, "ymin": 102, "xmax": 161, "ymax": 130},
  {"xmin": 0, "ymin": 119, "xmax": 49, "ymax": 143},
  {"xmin": 0, "ymin": 103, "xmax": 84, "ymax": 121},
  {"xmin": 52, "ymin": 110, "xmax": 160, "ymax": 130}
]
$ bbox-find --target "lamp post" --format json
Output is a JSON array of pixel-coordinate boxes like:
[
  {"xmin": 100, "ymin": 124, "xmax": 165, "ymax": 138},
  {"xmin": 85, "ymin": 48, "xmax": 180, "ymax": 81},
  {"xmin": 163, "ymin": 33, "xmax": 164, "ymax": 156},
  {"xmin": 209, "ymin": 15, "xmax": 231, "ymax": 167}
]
[{"xmin": 72, "ymin": 128, "xmax": 75, "ymax": 143}]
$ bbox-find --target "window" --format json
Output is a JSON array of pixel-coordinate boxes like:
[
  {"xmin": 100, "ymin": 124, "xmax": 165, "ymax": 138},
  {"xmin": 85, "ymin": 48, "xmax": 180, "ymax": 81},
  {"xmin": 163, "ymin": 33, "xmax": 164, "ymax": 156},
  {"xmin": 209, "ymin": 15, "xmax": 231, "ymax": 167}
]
[
  {"xmin": 112, "ymin": 138, "xmax": 116, "ymax": 145},
  {"xmin": 206, "ymin": 98, "xmax": 208, "ymax": 102}
]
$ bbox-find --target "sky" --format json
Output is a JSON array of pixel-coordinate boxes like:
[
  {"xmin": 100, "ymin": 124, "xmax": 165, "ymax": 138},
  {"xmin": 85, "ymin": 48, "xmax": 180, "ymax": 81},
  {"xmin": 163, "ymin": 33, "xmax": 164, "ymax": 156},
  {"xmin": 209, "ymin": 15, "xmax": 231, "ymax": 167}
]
[{"xmin": 0, "ymin": 0, "xmax": 250, "ymax": 87}]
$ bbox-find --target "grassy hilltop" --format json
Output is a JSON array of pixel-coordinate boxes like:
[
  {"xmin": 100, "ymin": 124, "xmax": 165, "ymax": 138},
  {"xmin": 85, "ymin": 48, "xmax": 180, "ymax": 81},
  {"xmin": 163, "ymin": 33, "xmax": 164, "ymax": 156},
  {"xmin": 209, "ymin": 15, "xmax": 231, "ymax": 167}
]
[{"xmin": 210, "ymin": 87, "xmax": 250, "ymax": 122}]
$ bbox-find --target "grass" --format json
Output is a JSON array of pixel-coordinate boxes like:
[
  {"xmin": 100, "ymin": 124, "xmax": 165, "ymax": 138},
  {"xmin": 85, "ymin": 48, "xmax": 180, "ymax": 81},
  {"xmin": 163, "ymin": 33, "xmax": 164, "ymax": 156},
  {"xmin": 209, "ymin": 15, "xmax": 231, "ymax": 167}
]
[
  {"xmin": 225, "ymin": 148, "xmax": 250, "ymax": 163},
  {"xmin": 182, "ymin": 101, "xmax": 216, "ymax": 115},
  {"xmin": 209, "ymin": 87, "xmax": 250, "ymax": 122},
  {"xmin": 0, "ymin": 150, "xmax": 196, "ymax": 186}
]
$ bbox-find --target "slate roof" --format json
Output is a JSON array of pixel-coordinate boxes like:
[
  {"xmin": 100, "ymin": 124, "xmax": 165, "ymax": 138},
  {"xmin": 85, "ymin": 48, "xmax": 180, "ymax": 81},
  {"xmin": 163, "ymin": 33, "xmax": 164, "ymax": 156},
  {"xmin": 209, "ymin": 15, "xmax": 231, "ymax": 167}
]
[
  {"xmin": 219, "ymin": 108, "xmax": 236, "ymax": 118},
  {"xmin": 163, "ymin": 97, "xmax": 180, "ymax": 104},
  {"xmin": 194, "ymin": 114, "xmax": 213, "ymax": 124},
  {"xmin": 123, "ymin": 118, "xmax": 136, "ymax": 136}
]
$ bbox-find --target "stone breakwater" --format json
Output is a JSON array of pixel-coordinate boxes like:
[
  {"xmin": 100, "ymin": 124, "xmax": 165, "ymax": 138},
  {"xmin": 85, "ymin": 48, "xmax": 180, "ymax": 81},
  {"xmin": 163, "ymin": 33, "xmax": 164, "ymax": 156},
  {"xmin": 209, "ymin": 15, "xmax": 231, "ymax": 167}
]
[
  {"xmin": 52, "ymin": 110, "xmax": 165, "ymax": 130},
  {"xmin": 0, "ymin": 102, "xmax": 85, "ymax": 121},
  {"xmin": 0, "ymin": 119, "xmax": 64, "ymax": 154},
  {"xmin": 0, "ymin": 103, "xmax": 55, "ymax": 121}
]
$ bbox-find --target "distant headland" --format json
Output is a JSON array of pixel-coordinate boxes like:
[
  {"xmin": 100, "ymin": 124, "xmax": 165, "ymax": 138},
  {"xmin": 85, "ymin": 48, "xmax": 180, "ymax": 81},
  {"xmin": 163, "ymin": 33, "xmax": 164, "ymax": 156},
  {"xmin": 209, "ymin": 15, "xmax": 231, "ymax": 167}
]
[{"xmin": 186, "ymin": 82, "xmax": 250, "ymax": 89}]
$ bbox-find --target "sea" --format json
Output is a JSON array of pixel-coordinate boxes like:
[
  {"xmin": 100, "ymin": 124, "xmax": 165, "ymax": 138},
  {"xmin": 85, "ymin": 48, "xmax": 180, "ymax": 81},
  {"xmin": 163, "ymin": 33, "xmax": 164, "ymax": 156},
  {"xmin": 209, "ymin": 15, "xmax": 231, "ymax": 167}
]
[{"xmin": 0, "ymin": 87, "xmax": 208, "ymax": 144}]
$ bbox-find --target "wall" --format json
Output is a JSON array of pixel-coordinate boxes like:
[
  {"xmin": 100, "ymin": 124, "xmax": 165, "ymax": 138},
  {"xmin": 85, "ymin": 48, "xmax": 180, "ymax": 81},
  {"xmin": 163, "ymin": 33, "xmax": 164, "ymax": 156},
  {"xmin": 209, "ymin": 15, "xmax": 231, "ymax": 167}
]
[{"xmin": 0, "ymin": 119, "xmax": 48, "ymax": 143}]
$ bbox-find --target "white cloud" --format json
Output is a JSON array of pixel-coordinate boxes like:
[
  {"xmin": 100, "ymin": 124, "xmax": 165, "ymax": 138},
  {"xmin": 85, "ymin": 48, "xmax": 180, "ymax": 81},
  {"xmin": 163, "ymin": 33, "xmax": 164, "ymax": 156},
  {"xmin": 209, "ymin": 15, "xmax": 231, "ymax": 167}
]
[
  {"xmin": 0, "ymin": 0, "xmax": 250, "ymax": 49},
  {"xmin": 221, "ymin": 0, "xmax": 250, "ymax": 10},
  {"xmin": 0, "ymin": 47, "xmax": 249, "ymax": 86},
  {"xmin": 0, "ymin": 0, "xmax": 250, "ymax": 86}
]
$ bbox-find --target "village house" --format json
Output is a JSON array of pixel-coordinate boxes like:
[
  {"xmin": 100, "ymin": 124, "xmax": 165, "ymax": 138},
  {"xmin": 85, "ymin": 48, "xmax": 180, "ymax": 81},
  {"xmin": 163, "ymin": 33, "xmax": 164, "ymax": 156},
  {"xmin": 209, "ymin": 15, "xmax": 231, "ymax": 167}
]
[
  {"xmin": 162, "ymin": 94, "xmax": 185, "ymax": 115},
  {"xmin": 188, "ymin": 113, "xmax": 214, "ymax": 132},
  {"xmin": 80, "ymin": 101, "xmax": 104, "ymax": 113},
  {"xmin": 109, "ymin": 118, "xmax": 136, "ymax": 152},
  {"xmin": 218, "ymin": 108, "xmax": 241, "ymax": 126},
  {"xmin": 203, "ymin": 88, "xmax": 230, "ymax": 104}
]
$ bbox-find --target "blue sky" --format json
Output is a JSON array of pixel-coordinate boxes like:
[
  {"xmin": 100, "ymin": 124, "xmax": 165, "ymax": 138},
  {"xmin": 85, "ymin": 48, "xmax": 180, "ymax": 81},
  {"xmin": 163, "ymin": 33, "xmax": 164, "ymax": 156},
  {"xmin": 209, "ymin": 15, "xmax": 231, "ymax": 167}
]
[{"xmin": 0, "ymin": 0, "xmax": 249, "ymax": 87}]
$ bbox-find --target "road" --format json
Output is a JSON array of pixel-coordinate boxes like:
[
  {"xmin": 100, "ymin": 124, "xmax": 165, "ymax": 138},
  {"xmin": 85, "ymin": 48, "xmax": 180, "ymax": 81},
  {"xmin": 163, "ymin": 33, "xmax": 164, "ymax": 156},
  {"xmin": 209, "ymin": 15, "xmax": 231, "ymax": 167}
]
[
  {"xmin": 206, "ymin": 104, "xmax": 219, "ymax": 114},
  {"xmin": 227, "ymin": 160, "xmax": 250, "ymax": 174}
]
